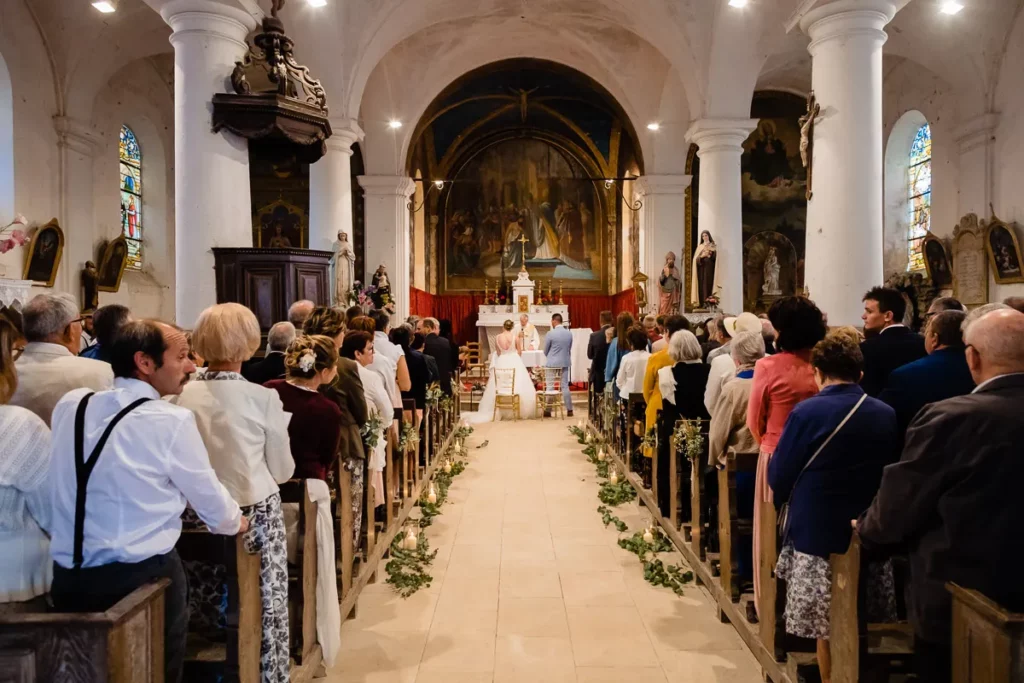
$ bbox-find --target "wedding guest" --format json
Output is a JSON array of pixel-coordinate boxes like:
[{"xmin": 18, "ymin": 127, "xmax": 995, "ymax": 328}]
[
  {"xmin": 707, "ymin": 313, "xmax": 735, "ymax": 363},
  {"xmin": 173, "ymin": 303, "xmax": 294, "ymax": 683},
  {"xmin": 708, "ymin": 331, "xmax": 764, "ymax": 469},
  {"xmin": 243, "ymin": 321, "xmax": 295, "ymax": 385},
  {"xmin": 643, "ymin": 314, "xmax": 661, "ymax": 344},
  {"xmin": 422, "ymin": 318, "xmax": 456, "ymax": 394},
  {"xmin": 348, "ymin": 315, "xmax": 402, "ymax": 416},
  {"xmin": 924, "ymin": 296, "xmax": 964, "ymax": 322},
  {"xmin": 1005, "ymin": 296, "xmax": 1024, "ymax": 313},
  {"xmin": 265, "ymin": 335, "xmax": 342, "ymax": 480},
  {"xmin": 747, "ymin": 295, "xmax": 825, "ymax": 616},
  {"xmin": 701, "ymin": 315, "xmax": 724, "ymax": 362},
  {"xmin": 287, "ymin": 299, "xmax": 314, "ymax": 328},
  {"xmin": 49, "ymin": 320, "xmax": 244, "ymax": 683},
  {"xmin": 770, "ymin": 330, "xmax": 898, "ymax": 683},
  {"xmin": 0, "ymin": 316, "xmax": 52, "ymax": 606},
  {"xmin": 79, "ymin": 313, "xmax": 95, "ymax": 353},
  {"xmin": 761, "ymin": 318, "xmax": 777, "ymax": 355},
  {"xmin": 616, "ymin": 324, "xmax": 651, "ymax": 398},
  {"xmin": 345, "ymin": 305, "xmax": 363, "ymax": 325},
  {"xmin": 369, "ymin": 309, "xmax": 412, "ymax": 394},
  {"xmin": 587, "ymin": 310, "xmax": 614, "ymax": 395},
  {"xmin": 184, "ymin": 331, "xmax": 204, "ymax": 371},
  {"xmin": 643, "ymin": 315, "xmax": 690, "ymax": 466},
  {"xmin": 860, "ymin": 286, "xmax": 926, "ymax": 396},
  {"xmin": 11, "ymin": 293, "xmax": 113, "ymax": 425},
  {"xmin": 705, "ymin": 312, "xmax": 761, "ymax": 414},
  {"xmin": 963, "ymin": 302, "xmax": 1011, "ymax": 333},
  {"xmin": 412, "ymin": 332, "xmax": 440, "ymax": 383},
  {"xmin": 858, "ymin": 309, "xmax": 1024, "ymax": 683},
  {"xmin": 391, "ymin": 326, "xmax": 430, "ymax": 412},
  {"xmin": 605, "ymin": 311, "xmax": 635, "ymax": 401},
  {"xmin": 879, "ymin": 310, "xmax": 974, "ymax": 436},
  {"xmin": 439, "ymin": 319, "xmax": 464, "ymax": 375},
  {"xmin": 80, "ymin": 304, "xmax": 131, "ymax": 363}
]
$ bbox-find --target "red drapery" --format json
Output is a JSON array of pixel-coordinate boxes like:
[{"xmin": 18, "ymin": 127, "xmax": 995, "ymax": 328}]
[
  {"xmin": 612, "ymin": 288, "xmax": 636, "ymax": 316},
  {"xmin": 409, "ymin": 288, "xmax": 435, "ymax": 318}
]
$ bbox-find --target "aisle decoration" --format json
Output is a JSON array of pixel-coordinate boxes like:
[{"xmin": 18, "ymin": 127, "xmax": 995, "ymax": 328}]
[
  {"xmin": 385, "ymin": 527, "xmax": 438, "ymax": 597},
  {"xmin": 673, "ymin": 419, "xmax": 705, "ymax": 461}
]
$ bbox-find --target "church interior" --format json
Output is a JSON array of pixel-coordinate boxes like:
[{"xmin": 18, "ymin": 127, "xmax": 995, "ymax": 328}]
[{"xmin": 1, "ymin": 0, "xmax": 1024, "ymax": 681}]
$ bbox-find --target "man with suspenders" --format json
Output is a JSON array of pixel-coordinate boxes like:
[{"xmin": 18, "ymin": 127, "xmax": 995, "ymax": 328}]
[{"xmin": 48, "ymin": 320, "xmax": 247, "ymax": 683}]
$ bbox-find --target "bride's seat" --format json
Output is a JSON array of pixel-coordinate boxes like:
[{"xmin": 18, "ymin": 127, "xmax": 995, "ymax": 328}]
[
  {"xmin": 536, "ymin": 367, "xmax": 565, "ymax": 420},
  {"xmin": 492, "ymin": 367, "xmax": 521, "ymax": 422}
]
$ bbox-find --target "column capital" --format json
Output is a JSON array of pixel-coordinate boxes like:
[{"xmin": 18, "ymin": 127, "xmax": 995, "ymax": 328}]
[
  {"xmin": 634, "ymin": 174, "xmax": 691, "ymax": 196},
  {"xmin": 358, "ymin": 175, "xmax": 415, "ymax": 198},
  {"xmin": 685, "ymin": 119, "xmax": 758, "ymax": 154},
  {"xmin": 160, "ymin": 0, "xmax": 258, "ymax": 47},
  {"xmin": 800, "ymin": 0, "xmax": 896, "ymax": 51},
  {"xmin": 954, "ymin": 112, "xmax": 999, "ymax": 154},
  {"xmin": 326, "ymin": 119, "xmax": 364, "ymax": 155},
  {"xmin": 53, "ymin": 116, "xmax": 100, "ymax": 157}
]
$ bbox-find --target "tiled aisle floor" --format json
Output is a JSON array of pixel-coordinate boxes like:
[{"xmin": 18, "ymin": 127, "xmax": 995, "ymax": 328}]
[{"xmin": 324, "ymin": 416, "xmax": 762, "ymax": 682}]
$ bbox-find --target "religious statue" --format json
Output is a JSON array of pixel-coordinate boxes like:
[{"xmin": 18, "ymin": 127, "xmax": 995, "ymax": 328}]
[
  {"xmin": 799, "ymin": 91, "xmax": 820, "ymax": 201},
  {"xmin": 371, "ymin": 264, "xmax": 391, "ymax": 308},
  {"xmin": 691, "ymin": 230, "xmax": 718, "ymax": 307},
  {"xmin": 762, "ymin": 247, "xmax": 782, "ymax": 296},
  {"xmin": 81, "ymin": 260, "xmax": 99, "ymax": 313},
  {"xmin": 333, "ymin": 230, "xmax": 355, "ymax": 305},
  {"xmin": 658, "ymin": 251, "xmax": 682, "ymax": 314}
]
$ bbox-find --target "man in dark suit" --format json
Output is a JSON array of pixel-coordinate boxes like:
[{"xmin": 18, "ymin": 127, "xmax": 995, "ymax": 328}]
[
  {"xmin": 879, "ymin": 309, "xmax": 974, "ymax": 436},
  {"xmin": 859, "ymin": 286, "xmax": 926, "ymax": 396},
  {"xmin": 587, "ymin": 310, "xmax": 613, "ymax": 396},
  {"xmin": 243, "ymin": 321, "xmax": 295, "ymax": 385},
  {"xmin": 857, "ymin": 309, "xmax": 1024, "ymax": 683},
  {"xmin": 422, "ymin": 317, "xmax": 455, "ymax": 394}
]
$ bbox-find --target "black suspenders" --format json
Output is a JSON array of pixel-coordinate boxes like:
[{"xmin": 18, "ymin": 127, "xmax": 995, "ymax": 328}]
[{"xmin": 72, "ymin": 392, "xmax": 152, "ymax": 570}]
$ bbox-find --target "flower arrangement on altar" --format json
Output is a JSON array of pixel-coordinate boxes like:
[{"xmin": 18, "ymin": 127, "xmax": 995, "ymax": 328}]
[
  {"xmin": 346, "ymin": 280, "xmax": 396, "ymax": 314},
  {"xmin": 0, "ymin": 214, "xmax": 28, "ymax": 254}
]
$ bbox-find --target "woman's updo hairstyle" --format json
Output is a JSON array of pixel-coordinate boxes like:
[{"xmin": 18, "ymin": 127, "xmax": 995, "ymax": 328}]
[
  {"xmin": 285, "ymin": 334, "xmax": 338, "ymax": 379},
  {"xmin": 503, "ymin": 319, "xmax": 514, "ymax": 331},
  {"xmin": 811, "ymin": 329, "xmax": 864, "ymax": 383}
]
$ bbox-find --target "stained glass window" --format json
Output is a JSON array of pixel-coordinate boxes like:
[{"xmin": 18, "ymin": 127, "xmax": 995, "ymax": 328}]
[
  {"xmin": 119, "ymin": 125, "xmax": 142, "ymax": 269},
  {"xmin": 906, "ymin": 123, "xmax": 931, "ymax": 272}
]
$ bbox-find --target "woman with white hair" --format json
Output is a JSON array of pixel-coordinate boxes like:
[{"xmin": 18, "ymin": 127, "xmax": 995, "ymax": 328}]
[
  {"xmin": 173, "ymin": 303, "xmax": 295, "ymax": 683},
  {"xmin": 657, "ymin": 330, "xmax": 711, "ymax": 520}
]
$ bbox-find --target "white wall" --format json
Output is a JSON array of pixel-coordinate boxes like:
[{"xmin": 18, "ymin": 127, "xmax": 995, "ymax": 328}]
[{"xmin": 992, "ymin": 7, "xmax": 1024, "ymax": 302}]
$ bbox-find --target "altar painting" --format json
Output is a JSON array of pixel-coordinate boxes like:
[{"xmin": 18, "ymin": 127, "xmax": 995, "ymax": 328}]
[
  {"xmin": 741, "ymin": 92, "xmax": 808, "ymax": 312},
  {"xmin": 444, "ymin": 138, "xmax": 603, "ymax": 292}
]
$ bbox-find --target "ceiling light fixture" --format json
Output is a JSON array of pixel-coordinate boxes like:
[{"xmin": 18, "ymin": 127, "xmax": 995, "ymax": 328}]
[
  {"xmin": 92, "ymin": 0, "xmax": 116, "ymax": 12},
  {"xmin": 388, "ymin": 120, "xmax": 403, "ymax": 129},
  {"xmin": 728, "ymin": 0, "xmax": 748, "ymax": 8},
  {"xmin": 647, "ymin": 122, "xmax": 660, "ymax": 131},
  {"xmin": 306, "ymin": 0, "xmax": 327, "ymax": 6},
  {"xmin": 940, "ymin": 1, "xmax": 963, "ymax": 14}
]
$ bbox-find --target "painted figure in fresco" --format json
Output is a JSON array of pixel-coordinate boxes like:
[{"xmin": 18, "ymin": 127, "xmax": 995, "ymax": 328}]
[
  {"xmin": 762, "ymin": 246, "xmax": 782, "ymax": 296},
  {"xmin": 658, "ymin": 251, "xmax": 682, "ymax": 314},
  {"xmin": 748, "ymin": 120, "xmax": 792, "ymax": 187},
  {"xmin": 691, "ymin": 230, "xmax": 718, "ymax": 306},
  {"xmin": 333, "ymin": 230, "xmax": 356, "ymax": 305},
  {"xmin": 556, "ymin": 199, "xmax": 586, "ymax": 266}
]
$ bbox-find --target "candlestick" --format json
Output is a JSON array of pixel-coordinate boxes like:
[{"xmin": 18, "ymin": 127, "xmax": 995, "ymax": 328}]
[
  {"xmin": 484, "ymin": 278, "xmax": 489, "ymax": 302},
  {"xmin": 558, "ymin": 280, "xmax": 563, "ymax": 304}
]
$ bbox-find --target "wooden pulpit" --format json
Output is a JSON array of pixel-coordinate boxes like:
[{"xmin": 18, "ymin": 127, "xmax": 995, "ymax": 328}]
[{"xmin": 213, "ymin": 247, "xmax": 332, "ymax": 337}]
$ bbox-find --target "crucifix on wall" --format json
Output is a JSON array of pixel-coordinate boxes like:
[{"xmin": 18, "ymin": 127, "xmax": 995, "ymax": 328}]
[{"xmin": 799, "ymin": 91, "xmax": 821, "ymax": 201}]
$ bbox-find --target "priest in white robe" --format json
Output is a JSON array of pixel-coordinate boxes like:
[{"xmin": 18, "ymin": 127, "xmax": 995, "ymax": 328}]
[{"xmin": 512, "ymin": 313, "xmax": 541, "ymax": 351}]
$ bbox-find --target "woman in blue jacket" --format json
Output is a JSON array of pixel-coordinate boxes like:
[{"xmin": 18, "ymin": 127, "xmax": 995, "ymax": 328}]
[{"xmin": 768, "ymin": 329, "xmax": 898, "ymax": 683}]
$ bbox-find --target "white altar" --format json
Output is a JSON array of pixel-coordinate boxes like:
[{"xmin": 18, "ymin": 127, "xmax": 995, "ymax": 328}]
[{"xmin": 476, "ymin": 269, "xmax": 570, "ymax": 361}]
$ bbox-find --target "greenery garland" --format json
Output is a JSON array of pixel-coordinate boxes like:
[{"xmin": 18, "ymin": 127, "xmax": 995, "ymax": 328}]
[
  {"xmin": 568, "ymin": 424, "xmax": 587, "ymax": 444},
  {"xmin": 598, "ymin": 479, "xmax": 637, "ymax": 506},
  {"xmin": 398, "ymin": 421, "xmax": 420, "ymax": 453},
  {"xmin": 618, "ymin": 530, "xmax": 694, "ymax": 596},
  {"xmin": 385, "ymin": 531, "xmax": 438, "ymax": 597},
  {"xmin": 359, "ymin": 413, "xmax": 384, "ymax": 451},
  {"xmin": 597, "ymin": 505, "xmax": 628, "ymax": 532},
  {"xmin": 425, "ymin": 382, "xmax": 443, "ymax": 406},
  {"xmin": 641, "ymin": 426, "xmax": 657, "ymax": 451}
]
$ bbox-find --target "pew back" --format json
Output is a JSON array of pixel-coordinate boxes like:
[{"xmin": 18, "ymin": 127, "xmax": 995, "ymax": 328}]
[
  {"xmin": 948, "ymin": 583, "xmax": 1024, "ymax": 683},
  {"xmin": 719, "ymin": 450, "xmax": 758, "ymax": 603}
]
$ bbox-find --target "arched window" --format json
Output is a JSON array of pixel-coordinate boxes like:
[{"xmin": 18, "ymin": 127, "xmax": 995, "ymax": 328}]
[
  {"xmin": 906, "ymin": 122, "xmax": 931, "ymax": 272},
  {"xmin": 119, "ymin": 125, "xmax": 142, "ymax": 269}
]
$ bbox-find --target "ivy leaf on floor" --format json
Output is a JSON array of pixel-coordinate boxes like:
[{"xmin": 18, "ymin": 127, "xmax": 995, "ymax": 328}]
[
  {"xmin": 597, "ymin": 505, "xmax": 628, "ymax": 532},
  {"xmin": 386, "ymin": 532, "xmax": 438, "ymax": 598},
  {"xmin": 476, "ymin": 440, "xmax": 489, "ymax": 449},
  {"xmin": 598, "ymin": 479, "xmax": 637, "ymax": 506}
]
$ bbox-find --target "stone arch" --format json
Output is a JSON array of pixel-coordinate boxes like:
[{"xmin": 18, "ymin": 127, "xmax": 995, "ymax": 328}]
[{"xmin": 884, "ymin": 109, "xmax": 929, "ymax": 277}]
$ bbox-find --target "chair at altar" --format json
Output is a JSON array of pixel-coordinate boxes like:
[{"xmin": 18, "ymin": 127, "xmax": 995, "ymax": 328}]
[
  {"xmin": 492, "ymin": 367, "xmax": 520, "ymax": 422},
  {"xmin": 537, "ymin": 367, "xmax": 566, "ymax": 420}
]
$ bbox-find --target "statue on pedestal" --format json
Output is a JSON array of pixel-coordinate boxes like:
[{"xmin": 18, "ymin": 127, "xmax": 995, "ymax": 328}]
[
  {"xmin": 691, "ymin": 230, "xmax": 717, "ymax": 307},
  {"xmin": 762, "ymin": 247, "xmax": 782, "ymax": 296},
  {"xmin": 658, "ymin": 251, "xmax": 682, "ymax": 314},
  {"xmin": 81, "ymin": 260, "xmax": 99, "ymax": 313},
  {"xmin": 333, "ymin": 231, "xmax": 355, "ymax": 305},
  {"xmin": 371, "ymin": 264, "xmax": 391, "ymax": 308}
]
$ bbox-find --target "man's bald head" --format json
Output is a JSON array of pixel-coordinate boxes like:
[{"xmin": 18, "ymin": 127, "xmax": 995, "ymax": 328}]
[
  {"xmin": 288, "ymin": 300, "xmax": 315, "ymax": 328},
  {"xmin": 964, "ymin": 309, "xmax": 1024, "ymax": 385}
]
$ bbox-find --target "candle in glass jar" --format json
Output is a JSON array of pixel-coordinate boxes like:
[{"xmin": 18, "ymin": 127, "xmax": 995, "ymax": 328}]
[
  {"xmin": 610, "ymin": 470, "xmax": 618, "ymax": 485},
  {"xmin": 427, "ymin": 484, "xmax": 437, "ymax": 504},
  {"xmin": 643, "ymin": 527, "xmax": 654, "ymax": 544},
  {"xmin": 444, "ymin": 459, "xmax": 452, "ymax": 474},
  {"xmin": 597, "ymin": 448, "xmax": 605, "ymax": 461},
  {"xmin": 404, "ymin": 529, "xmax": 417, "ymax": 550}
]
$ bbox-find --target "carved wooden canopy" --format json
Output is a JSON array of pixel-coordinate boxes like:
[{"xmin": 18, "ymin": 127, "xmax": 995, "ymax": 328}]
[{"xmin": 212, "ymin": 11, "xmax": 331, "ymax": 163}]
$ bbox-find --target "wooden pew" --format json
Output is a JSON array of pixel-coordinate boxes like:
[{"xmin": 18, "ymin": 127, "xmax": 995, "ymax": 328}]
[
  {"xmin": 668, "ymin": 419, "xmax": 687, "ymax": 533},
  {"xmin": 333, "ymin": 458, "xmax": 354, "ymax": 603},
  {"xmin": 759, "ymin": 499, "xmax": 786, "ymax": 661},
  {"xmin": 278, "ymin": 480, "xmax": 323, "ymax": 679},
  {"xmin": 830, "ymin": 533, "xmax": 914, "ymax": 683},
  {"xmin": 0, "ymin": 581, "xmax": 169, "ymax": 683},
  {"xmin": 626, "ymin": 393, "xmax": 646, "ymax": 480},
  {"xmin": 719, "ymin": 449, "xmax": 758, "ymax": 603},
  {"xmin": 948, "ymin": 583, "xmax": 1024, "ymax": 683}
]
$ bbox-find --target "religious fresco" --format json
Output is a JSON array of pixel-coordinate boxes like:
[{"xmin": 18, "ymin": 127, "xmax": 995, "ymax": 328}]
[
  {"xmin": 249, "ymin": 141, "xmax": 310, "ymax": 248},
  {"xmin": 741, "ymin": 92, "xmax": 808, "ymax": 312},
  {"xmin": 444, "ymin": 138, "xmax": 602, "ymax": 291}
]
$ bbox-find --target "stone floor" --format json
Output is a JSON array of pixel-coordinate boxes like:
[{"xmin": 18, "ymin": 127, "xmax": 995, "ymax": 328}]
[{"xmin": 323, "ymin": 415, "xmax": 763, "ymax": 682}]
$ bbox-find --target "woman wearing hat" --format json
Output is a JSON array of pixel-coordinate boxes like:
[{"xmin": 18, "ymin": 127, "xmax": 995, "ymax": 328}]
[{"xmin": 705, "ymin": 313, "xmax": 763, "ymax": 414}]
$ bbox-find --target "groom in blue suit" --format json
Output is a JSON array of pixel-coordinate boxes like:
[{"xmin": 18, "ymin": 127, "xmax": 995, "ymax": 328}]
[{"xmin": 544, "ymin": 313, "xmax": 574, "ymax": 416}]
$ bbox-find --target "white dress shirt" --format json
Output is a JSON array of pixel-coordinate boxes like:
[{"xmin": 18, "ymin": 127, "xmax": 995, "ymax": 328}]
[
  {"xmin": 374, "ymin": 331, "xmax": 405, "ymax": 367},
  {"xmin": 357, "ymin": 365, "xmax": 395, "ymax": 471},
  {"xmin": 704, "ymin": 352, "xmax": 736, "ymax": 414},
  {"xmin": 172, "ymin": 372, "xmax": 295, "ymax": 507},
  {"xmin": 50, "ymin": 378, "xmax": 242, "ymax": 569},
  {"xmin": 11, "ymin": 342, "xmax": 114, "ymax": 426},
  {"xmin": 616, "ymin": 350, "xmax": 651, "ymax": 397}
]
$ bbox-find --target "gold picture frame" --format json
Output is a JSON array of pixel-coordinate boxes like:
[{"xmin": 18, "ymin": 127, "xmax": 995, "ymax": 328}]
[
  {"xmin": 984, "ymin": 215, "xmax": 1024, "ymax": 285},
  {"xmin": 517, "ymin": 295, "xmax": 529, "ymax": 313},
  {"xmin": 97, "ymin": 235, "xmax": 130, "ymax": 293},
  {"xmin": 922, "ymin": 233, "xmax": 953, "ymax": 288},
  {"xmin": 22, "ymin": 218, "xmax": 64, "ymax": 287}
]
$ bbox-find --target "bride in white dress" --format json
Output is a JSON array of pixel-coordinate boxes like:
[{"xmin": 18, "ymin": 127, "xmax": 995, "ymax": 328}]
[{"xmin": 466, "ymin": 320, "xmax": 538, "ymax": 423}]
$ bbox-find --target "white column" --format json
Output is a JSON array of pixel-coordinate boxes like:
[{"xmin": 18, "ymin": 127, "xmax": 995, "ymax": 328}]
[
  {"xmin": 685, "ymin": 119, "xmax": 757, "ymax": 314},
  {"xmin": 53, "ymin": 116, "xmax": 100, "ymax": 297},
  {"xmin": 955, "ymin": 113, "xmax": 999, "ymax": 217},
  {"xmin": 308, "ymin": 120, "xmax": 363, "ymax": 252},
  {"xmin": 358, "ymin": 175, "xmax": 415, "ymax": 322},
  {"xmin": 635, "ymin": 174, "xmax": 691, "ymax": 314},
  {"xmin": 160, "ymin": 0, "xmax": 257, "ymax": 326},
  {"xmin": 800, "ymin": 0, "xmax": 896, "ymax": 326}
]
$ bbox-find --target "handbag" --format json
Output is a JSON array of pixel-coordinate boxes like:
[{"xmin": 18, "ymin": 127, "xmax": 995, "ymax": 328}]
[{"xmin": 777, "ymin": 393, "xmax": 867, "ymax": 541}]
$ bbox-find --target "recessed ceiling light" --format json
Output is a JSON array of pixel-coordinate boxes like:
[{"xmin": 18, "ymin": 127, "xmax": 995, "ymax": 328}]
[
  {"xmin": 92, "ymin": 1, "xmax": 116, "ymax": 12},
  {"xmin": 306, "ymin": 0, "xmax": 327, "ymax": 6},
  {"xmin": 728, "ymin": 0, "xmax": 748, "ymax": 8},
  {"xmin": 647, "ymin": 122, "xmax": 660, "ymax": 131},
  {"xmin": 940, "ymin": 1, "xmax": 963, "ymax": 14},
  {"xmin": 388, "ymin": 120, "xmax": 403, "ymax": 129}
]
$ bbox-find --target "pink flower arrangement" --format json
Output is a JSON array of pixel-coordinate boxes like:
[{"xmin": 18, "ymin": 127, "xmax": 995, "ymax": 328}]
[{"xmin": 0, "ymin": 214, "xmax": 28, "ymax": 254}]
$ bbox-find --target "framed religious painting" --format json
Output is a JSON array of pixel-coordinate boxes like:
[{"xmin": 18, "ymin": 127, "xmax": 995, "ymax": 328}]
[
  {"xmin": 22, "ymin": 218, "xmax": 64, "ymax": 287},
  {"xmin": 97, "ymin": 235, "xmax": 130, "ymax": 292},
  {"xmin": 984, "ymin": 216, "xmax": 1024, "ymax": 284},
  {"xmin": 922, "ymin": 233, "xmax": 953, "ymax": 288}
]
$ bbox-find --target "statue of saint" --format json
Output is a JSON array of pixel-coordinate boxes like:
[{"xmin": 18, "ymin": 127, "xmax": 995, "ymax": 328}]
[
  {"xmin": 658, "ymin": 251, "xmax": 682, "ymax": 314},
  {"xmin": 81, "ymin": 260, "xmax": 99, "ymax": 313},
  {"xmin": 762, "ymin": 247, "xmax": 782, "ymax": 296},
  {"xmin": 333, "ymin": 230, "xmax": 355, "ymax": 305},
  {"xmin": 371, "ymin": 264, "xmax": 391, "ymax": 308},
  {"xmin": 690, "ymin": 231, "xmax": 717, "ymax": 307}
]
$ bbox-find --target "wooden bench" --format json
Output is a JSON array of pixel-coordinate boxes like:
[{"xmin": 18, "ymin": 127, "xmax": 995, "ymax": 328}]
[
  {"xmin": 626, "ymin": 393, "xmax": 646, "ymax": 480},
  {"xmin": 719, "ymin": 449, "xmax": 758, "ymax": 603},
  {"xmin": 948, "ymin": 583, "xmax": 1024, "ymax": 683},
  {"xmin": 278, "ymin": 480, "xmax": 323, "ymax": 680},
  {"xmin": 0, "ymin": 581, "xmax": 169, "ymax": 683}
]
